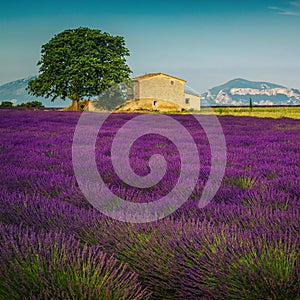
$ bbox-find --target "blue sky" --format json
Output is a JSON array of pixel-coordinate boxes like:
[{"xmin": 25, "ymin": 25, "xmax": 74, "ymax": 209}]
[{"xmin": 1, "ymin": 0, "xmax": 300, "ymax": 92}]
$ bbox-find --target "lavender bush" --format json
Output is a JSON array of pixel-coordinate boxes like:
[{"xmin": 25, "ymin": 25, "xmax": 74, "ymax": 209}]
[
  {"xmin": 0, "ymin": 109, "xmax": 299, "ymax": 299},
  {"xmin": 0, "ymin": 223, "xmax": 151, "ymax": 300}
]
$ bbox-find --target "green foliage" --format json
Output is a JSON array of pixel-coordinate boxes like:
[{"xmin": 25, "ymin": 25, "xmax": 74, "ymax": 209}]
[
  {"xmin": 17, "ymin": 101, "xmax": 44, "ymax": 109},
  {"xmin": 227, "ymin": 175, "xmax": 257, "ymax": 190},
  {"xmin": 27, "ymin": 27, "xmax": 132, "ymax": 110},
  {"xmin": 0, "ymin": 101, "xmax": 13, "ymax": 108},
  {"xmin": 250, "ymin": 97, "xmax": 253, "ymax": 110}
]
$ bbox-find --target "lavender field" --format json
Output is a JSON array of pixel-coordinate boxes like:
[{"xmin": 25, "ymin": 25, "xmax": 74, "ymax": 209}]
[{"xmin": 0, "ymin": 109, "xmax": 299, "ymax": 299}]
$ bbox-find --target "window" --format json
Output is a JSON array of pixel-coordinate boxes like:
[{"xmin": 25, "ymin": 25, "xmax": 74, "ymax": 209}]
[
  {"xmin": 170, "ymin": 80, "xmax": 174, "ymax": 85},
  {"xmin": 185, "ymin": 98, "xmax": 190, "ymax": 105},
  {"xmin": 153, "ymin": 100, "xmax": 157, "ymax": 107}
]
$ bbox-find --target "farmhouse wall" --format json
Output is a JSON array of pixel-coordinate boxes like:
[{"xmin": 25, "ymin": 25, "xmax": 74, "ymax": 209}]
[
  {"xmin": 133, "ymin": 74, "xmax": 185, "ymax": 105},
  {"xmin": 184, "ymin": 93, "xmax": 201, "ymax": 110}
]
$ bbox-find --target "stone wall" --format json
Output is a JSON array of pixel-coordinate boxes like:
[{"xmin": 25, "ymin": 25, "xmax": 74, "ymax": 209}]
[
  {"xmin": 116, "ymin": 98, "xmax": 185, "ymax": 112},
  {"xmin": 184, "ymin": 93, "xmax": 201, "ymax": 110},
  {"xmin": 134, "ymin": 75, "xmax": 185, "ymax": 105}
]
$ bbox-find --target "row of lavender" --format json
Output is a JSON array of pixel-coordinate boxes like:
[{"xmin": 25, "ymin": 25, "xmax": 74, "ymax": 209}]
[{"xmin": 0, "ymin": 110, "xmax": 299, "ymax": 299}]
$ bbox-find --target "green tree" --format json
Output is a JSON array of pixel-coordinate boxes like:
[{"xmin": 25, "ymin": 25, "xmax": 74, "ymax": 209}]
[
  {"xmin": 28, "ymin": 27, "xmax": 132, "ymax": 110},
  {"xmin": 17, "ymin": 101, "xmax": 44, "ymax": 109},
  {"xmin": 0, "ymin": 101, "xmax": 13, "ymax": 108},
  {"xmin": 249, "ymin": 97, "xmax": 253, "ymax": 110}
]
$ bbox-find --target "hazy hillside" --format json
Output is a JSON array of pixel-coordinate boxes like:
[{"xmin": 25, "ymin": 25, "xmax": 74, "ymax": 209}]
[
  {"xmin": 201, "ymin": 78, "xmax": 300, "ymax": 106},
  {"xmin": 0, "ymin": 76, "xmax": 71, "ymax": 107}
]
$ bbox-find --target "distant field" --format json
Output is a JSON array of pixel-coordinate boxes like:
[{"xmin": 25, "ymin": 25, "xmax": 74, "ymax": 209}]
[
  {"xmin": 200, "ymin": 106, "xmax": 300, "ymax": 119},
  {"xmin": 114, "ymin": 106, "xmax": 300, "ymax": 118}
]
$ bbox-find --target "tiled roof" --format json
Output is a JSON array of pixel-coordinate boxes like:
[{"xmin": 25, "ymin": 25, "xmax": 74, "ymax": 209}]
[{"xmin": 132, "ymin": 73, "xmax": 186, "ymax": 82}]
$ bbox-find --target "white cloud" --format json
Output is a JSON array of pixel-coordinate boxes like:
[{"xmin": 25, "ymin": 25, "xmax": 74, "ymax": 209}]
[
  {"xmin": 269, "ymin": 2, "xmax": 300, "ymax": 16},
  {"xmin": 289, "ymin": 1, "xmax": 300, "ymax": 7}
]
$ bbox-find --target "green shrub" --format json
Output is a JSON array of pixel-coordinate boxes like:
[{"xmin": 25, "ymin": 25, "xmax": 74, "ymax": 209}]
[
  {"xmin": 17, "ymin": 101, "xmax": 44, "ymax": 109},
  {"xmin": 0, "ymin": 101, "xmax": 13, "ymax": 108}
]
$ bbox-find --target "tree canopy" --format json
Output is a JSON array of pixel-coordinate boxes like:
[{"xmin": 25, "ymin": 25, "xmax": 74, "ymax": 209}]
[
  {"xmin": 28, "ymin": 27, "xmax": 132, "ymax": 110},
  {"xmin": 0, "ymin": 101, "xmax": 13, "ymax": 108}
]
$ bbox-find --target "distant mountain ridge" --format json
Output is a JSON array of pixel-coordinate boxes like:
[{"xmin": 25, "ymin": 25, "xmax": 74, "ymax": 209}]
[
  {"xmin": 0, "ymin": 76, "xmax": 299, "ymax": 107},
  {"xmin": 201, "ymin": 78, "xmax": 300, "ymax": 106},
  {"xmin": 0, "ymin": 76, "xmax": 71, "ymax": 107}
]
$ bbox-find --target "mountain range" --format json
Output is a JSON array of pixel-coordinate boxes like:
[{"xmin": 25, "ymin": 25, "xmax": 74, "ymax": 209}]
[
  {"xmin": 0, "ymin": 76, "xmax": 299, "ymax": 107},
  {"xmin": 201, "ymin": 78, "xmax": 300, "ymax": 106}
]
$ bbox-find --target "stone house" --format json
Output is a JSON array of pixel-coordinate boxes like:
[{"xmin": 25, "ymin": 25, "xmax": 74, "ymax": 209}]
[
  {"xmin": 87, "ymin": 72, "xmax": 201, "ymax": 112},
  {"xmin": 121, "ymin": 73, "xmax": 200, "ymax": 111}
]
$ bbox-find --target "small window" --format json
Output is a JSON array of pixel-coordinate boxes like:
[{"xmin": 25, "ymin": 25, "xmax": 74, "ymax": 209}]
[
  {"xmin": 170, "ymin": 80, "xmax": 174, "ymax": 85},
  {"xmin": 185, "ymin": 98, "xmax": 190, "ymax": 105},
  {"xmin": 153, "ymin": 100, "xmax": 157, "ymax": 107}
]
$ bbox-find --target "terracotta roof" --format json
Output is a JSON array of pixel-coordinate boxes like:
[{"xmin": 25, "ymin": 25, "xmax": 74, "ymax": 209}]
[{"xmin": 132, "ymin": 73, "xmax": 186, "ymax": 82}]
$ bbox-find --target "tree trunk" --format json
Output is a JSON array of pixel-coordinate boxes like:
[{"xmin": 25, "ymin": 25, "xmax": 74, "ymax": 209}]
[{"xmin": 71, "ymin": 100, "xmax": 79, "ymax": 111}]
